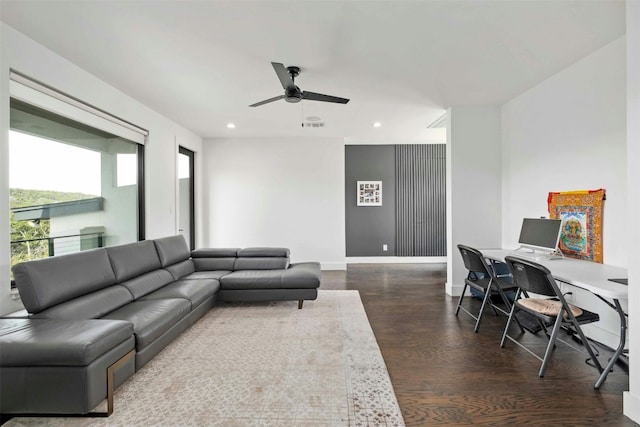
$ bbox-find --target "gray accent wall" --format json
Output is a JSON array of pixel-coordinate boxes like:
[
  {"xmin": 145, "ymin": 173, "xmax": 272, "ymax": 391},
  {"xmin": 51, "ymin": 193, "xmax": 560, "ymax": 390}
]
[
  {"xmin": 345, "ymin": 144, "xmax": 446, "ymax": 257},
  {"xmin": 345, "ymin": 145, "xmax": 396, "ymax": 256}
]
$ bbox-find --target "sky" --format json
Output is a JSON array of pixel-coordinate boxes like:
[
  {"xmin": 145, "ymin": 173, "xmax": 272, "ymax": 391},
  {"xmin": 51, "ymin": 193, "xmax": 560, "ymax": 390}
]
[{"xmin": 9, "ymin": 130, "xmax": 102, "ymax": 195}]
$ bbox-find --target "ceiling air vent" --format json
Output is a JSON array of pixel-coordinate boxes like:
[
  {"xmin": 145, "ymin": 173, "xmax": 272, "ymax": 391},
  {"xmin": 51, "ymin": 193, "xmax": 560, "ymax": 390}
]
[{"xmin": 303, "ymin": 122, "xmax": 326, "ymax": 128}]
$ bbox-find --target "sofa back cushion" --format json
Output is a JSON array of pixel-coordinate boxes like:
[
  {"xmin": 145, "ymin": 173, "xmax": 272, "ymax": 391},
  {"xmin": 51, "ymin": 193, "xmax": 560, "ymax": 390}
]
[
  {"xmin": 154, "ymin": 235, "xmax": 191, "ymax": 267},
  {"xmin": 119, "ymin": 269, "xmax": 175, "ymax": 299},
  {"xmin": 32, "ymin": 286, "xmax": 134, "ymax": 320},
  {"xmin": 154, "ymin": 235, "xmax": 195, "ymax": 279},
  {"xmin": 192, "ymin": 248, "xmax": 239, "ymax": 271},
  {"xmin": 165, "ymin": 260, "xmax": 196, "ymax": 280},
  {"xmin": 12, "ymin": 248, "xmax": 116, "ymax": 314},
  {"xmin": 234, "ymin": 247, "xmax": 290, "ymax": 270},
  {"xmin": 237, "ymin": 247, "xmax": 290, "ymax": 258},
  {"xmin": 234, "ymin": 257, "xmax": 290, "ymax": 270},
  {"xmin": 107, "ymin": 240, "xmax": 161, "ymax": 282}
]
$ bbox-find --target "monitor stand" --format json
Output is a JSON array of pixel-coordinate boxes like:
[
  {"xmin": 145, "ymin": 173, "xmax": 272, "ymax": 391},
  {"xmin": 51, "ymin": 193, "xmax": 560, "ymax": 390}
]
[{"xmin": 513, "ymin": 246, "xmax": 565, "ymax": 260}]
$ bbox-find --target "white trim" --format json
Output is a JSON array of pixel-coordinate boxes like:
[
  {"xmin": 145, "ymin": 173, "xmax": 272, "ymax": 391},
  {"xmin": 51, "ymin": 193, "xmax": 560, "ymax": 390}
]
[
  {"xmin": 9, "ymin": 70, "xmax": 148, "ymax": 144},
  {"xmin": 346, "ymin": 256, "xmax": 446, "ymax": 264},
  {"xmin": 446, "ymin": 281, "xmax": 464, "ymax": 296}
]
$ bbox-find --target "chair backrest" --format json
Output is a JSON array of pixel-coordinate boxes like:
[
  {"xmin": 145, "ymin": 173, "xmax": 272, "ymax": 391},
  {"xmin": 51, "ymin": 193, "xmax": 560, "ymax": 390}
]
[
  {"xmin": 457, "ymin": 244, "xmax": 491, "ymax": 277},
  {"xmin": 504, "ymin": 256, "xmax": 560, "ymax": 298}
]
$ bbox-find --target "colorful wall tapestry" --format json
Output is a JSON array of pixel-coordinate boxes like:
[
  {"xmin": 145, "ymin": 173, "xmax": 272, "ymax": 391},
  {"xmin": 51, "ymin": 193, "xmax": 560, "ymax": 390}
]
[{"xmin": 547, "ymin": 189, "xmax": 605, "ymax": 263}]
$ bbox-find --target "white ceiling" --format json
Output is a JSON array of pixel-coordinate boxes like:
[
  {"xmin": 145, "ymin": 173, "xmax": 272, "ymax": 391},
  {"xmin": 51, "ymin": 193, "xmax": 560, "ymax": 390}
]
[{"xmin": 0, "ymin": 1, "xmax": 626, "ymax": 142}]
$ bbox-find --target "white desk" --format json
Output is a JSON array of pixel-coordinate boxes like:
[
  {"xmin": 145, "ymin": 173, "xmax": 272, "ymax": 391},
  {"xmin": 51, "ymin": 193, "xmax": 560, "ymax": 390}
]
[{"xmin": 481, "ymin": 249, "xmax": 628, "ymax": 389}]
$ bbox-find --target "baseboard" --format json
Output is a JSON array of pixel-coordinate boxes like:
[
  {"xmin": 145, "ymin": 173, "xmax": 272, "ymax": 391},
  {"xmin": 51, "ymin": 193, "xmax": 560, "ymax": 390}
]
[
  {"xmin": 445, "ymin": 282, "xmax": 464, "ymax": 296},
  {"xmin": 624, "ymin": 392, "xmax": 640, "ymax": 424},
  {"xmin": 321, "ymin": 262, "xmax": 347, "ymax": 271},
  {"xmin": 346, "ymin": 256, "xmax": 447, "ymax": 264}
]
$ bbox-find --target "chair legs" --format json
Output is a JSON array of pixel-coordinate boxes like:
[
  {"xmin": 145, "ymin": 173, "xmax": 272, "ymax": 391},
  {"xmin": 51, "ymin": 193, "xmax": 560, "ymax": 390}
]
[
  {"xmin": 455, "ymin": 283, "xmax": 491, "ymax": 333},
  {"xmin": 502, "ymin": 303, "xmax": 603, "ymax": 378},
  {"xmin": 457, "ymin": 282, "xmax": 517, "ymax": 333},
  {"xmin": 500, "ymin": 301, "xmax": 517, "ymax": 348},
  {"xmin": 454, "ymin": 283, "xmax": 468, "ymax": 316},
  {"xmin": 473, "ymin": 286, "xmax": 493, "ymax": 332},
  {"xmin": 538, "ymin": 313, "xmax": 564, "ymax": 377}
]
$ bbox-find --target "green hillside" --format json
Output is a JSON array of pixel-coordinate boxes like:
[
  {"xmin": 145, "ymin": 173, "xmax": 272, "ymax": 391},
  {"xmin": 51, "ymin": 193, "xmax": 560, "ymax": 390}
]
[{"xmin": 10, "ymin": 188, "xmax": 98, "ymax": 209}]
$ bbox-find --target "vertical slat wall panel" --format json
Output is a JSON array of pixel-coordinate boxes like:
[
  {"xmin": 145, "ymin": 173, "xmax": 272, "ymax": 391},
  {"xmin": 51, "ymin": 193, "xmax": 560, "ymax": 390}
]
[{"xmin": 395, "ymin": 144, "xmax": 446, "ymax": 256}]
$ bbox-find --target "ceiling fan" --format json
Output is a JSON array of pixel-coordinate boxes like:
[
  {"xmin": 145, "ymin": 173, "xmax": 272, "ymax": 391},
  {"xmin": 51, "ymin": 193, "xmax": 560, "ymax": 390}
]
[{"xmin": 249, "ymin": 62, "xmax": 349, "ymax": 107}]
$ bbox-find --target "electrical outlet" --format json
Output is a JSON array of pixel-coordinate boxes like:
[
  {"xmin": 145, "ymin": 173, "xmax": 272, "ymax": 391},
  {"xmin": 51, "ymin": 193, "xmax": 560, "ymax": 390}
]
[{"xmin": 383, "ymin": 244, "xmax": 388, "ymax": 251}]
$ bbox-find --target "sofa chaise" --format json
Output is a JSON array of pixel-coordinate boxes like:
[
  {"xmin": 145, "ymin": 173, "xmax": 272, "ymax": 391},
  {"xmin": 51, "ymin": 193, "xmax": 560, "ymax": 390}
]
[{"xmin": 0, "ymin": 235, "xmax": 321, "ymax": 416}]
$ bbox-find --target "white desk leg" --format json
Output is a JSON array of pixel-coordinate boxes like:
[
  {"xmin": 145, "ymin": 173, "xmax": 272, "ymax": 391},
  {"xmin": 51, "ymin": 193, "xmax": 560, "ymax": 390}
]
[{"xmin": 594, "ymin": 298, "xmax": 627, "ymax": 390}]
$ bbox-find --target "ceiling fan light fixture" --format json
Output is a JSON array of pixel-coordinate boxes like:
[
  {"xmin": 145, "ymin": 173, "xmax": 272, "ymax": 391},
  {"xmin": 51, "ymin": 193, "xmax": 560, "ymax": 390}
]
[
  {"xmin": 285, "ymin": 86, "xmax": 302, "ymax": 103},
  {"xmin": 226, "ymin": 123, "xmax": 236, "ymax": 129},
  {"xmin": 372, "ymin": 122, "xmax": 382, "ymax": 128}
]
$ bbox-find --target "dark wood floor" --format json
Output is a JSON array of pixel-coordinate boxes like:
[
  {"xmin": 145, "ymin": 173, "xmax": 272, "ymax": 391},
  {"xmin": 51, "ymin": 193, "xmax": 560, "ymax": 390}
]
[{"xmin": 321, "ymin": 263, "xmax": 636, "ymax": 427}]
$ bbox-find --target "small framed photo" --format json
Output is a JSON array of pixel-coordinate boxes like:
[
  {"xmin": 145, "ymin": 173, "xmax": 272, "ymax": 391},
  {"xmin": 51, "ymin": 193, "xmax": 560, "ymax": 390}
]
[{"xmin": 357, "ymin": 181, "xmax": 382, "ymax": 206}]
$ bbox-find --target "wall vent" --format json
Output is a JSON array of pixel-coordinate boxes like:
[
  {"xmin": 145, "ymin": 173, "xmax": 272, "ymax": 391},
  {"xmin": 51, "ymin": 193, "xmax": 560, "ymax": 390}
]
[{"xmin": 303, "ymin": 122, "xmax": 326, "ymax": 128}]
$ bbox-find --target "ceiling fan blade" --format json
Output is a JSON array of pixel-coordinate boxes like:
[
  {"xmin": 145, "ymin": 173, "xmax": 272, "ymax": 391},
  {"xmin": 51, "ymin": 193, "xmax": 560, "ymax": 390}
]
[
  {"xmin": 271, "ymin": 62, "xmax": 294, "ymax": 89},
  {"xmin": 302, "ymin": 91, "xmax": 350, "ymax": 104},
  {"xmin": 249, "ymin": 95, "xmax": 285, "ymax": 107}
]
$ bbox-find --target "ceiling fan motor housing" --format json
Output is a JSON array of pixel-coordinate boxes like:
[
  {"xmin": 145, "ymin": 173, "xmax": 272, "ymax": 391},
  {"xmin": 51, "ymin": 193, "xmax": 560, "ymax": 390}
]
[{"xmin": 285, "ymin": 86, "xmax": 302, "ymax": 103}]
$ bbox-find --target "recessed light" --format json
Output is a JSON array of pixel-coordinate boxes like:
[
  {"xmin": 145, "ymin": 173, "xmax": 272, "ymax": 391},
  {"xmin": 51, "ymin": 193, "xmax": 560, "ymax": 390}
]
[
  {"xmin": 226, "ymin": 123, "xmax": 236, "ymax": 129},
  {"xmin": 372, "ymin": 122, "xmax": 382, "ymax": 128}
]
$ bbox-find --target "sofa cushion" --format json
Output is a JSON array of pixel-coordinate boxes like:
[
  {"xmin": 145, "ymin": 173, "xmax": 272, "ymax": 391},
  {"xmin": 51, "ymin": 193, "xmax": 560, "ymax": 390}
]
[
  {"xmin": 102, "ymin": 299, "xmax": 190, "ymax": 350},
  {"xmin": 139, "ymin": 279, "xmax": 219, "ymax": 309},
  {"xmin": 119, "ymin": 269, "xmax": 175, "ymax": 300},
  {"xmin": 234, "ymin": 247, "xmax": 291, "ymax": 270},
  {"xmin": 220, "ymin": 270, "xmax": 284, "ymax": 290},
  {"xmin": 193, "ymin": 258, "xmax": 237, "ymax": 271},
  {"xmin": 184, "ymin": 270, "xmax": 231, "ymax": 280},
  {"xmin": 154, "ymin": 235, "xmax": 191, "ymax": 267},
  {"xmin": 31, "ymin": 285, "xmax": 133, "ymax": 320},
  {"xmin": 234, "ymin": 257, "xmax": 289, "ymax": 270},
  {"xmin": 191, "ymin": 248, "xmax": 239, "ymax": 258},
  {"xmin": 12, "ymin": 248, "xmax": 116, "ymax": 314},
  {"xmin": 237, "ymin": 247, "xmax": 290, "ymax": 258},
  {"xmin": 0, "ymin": 318, "xmax": 133, "ymax": 366},
  {"xmin": 107, "ymin": 240, "xmax": 161, "ymax": 282},
  {"xmin": 220, "ymin": 262, "xmax": 321, "ymax": 290},
  {"xmin": 165, "ymin": 260, "xmax": 196, "ymax": 280}
]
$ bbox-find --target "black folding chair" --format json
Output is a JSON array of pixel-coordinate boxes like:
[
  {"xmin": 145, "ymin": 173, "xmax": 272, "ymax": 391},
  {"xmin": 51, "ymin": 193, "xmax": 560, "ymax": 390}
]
[
  {"xmin": 501, "ymin": 255, "xmax": 603, "ymax": 377},
  {"xmin": 455, "ymin": 244, "xmax": 521, "ymax": 333}
]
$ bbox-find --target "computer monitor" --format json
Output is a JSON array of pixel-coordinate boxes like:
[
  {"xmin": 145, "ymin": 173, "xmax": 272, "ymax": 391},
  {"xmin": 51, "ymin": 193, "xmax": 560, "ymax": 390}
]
[{"xmin": 517, "ymin": 218, "xmax": 563, "ymax": 253}]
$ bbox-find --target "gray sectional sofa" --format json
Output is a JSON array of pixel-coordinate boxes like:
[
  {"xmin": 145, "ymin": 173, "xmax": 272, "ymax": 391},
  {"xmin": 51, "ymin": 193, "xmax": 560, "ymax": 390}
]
[{"xmin": 0, "ymin": 235, "xmax": 321, "ymax": 416}]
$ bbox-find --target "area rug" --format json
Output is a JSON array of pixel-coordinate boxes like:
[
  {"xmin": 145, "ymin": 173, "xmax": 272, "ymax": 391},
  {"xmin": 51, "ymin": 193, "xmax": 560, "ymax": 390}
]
[
  {"xmin": 547, "ymin": 188, "xmax": 605, "ymax": 263},
  {"xmin": 6, "ymin": 290, "xmax": 404, "ymax": 427}
]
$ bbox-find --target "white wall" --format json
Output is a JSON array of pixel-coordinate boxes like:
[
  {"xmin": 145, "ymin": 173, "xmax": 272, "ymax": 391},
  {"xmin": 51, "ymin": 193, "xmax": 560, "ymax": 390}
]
[
  {"xmin": 624, "ymin": 1, "xmax": 640, "ymax": 423},
  {"xmin": 501, "ymin": 36, "xmax": 626, "ymax": 349},
  {"xmin": 0, "ymin": 23, "xmax": 203, "ymax": 314},
  {"xmin": 446, "ymin": 106, "xmax": 503, "ymax": 296},
  {"xmin": 501, "ymin": 36, "xmax": 627, "ymax": 266},
  {"xmin": 202, "ymin": 137, "xmax": 346, "ymax": 269}
]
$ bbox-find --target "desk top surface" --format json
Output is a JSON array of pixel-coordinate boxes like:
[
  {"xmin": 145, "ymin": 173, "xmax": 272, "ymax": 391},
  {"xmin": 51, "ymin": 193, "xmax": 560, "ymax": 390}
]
[{"xmin": 481, "ymin": 249, "xmax": 628, "ymax": 300}]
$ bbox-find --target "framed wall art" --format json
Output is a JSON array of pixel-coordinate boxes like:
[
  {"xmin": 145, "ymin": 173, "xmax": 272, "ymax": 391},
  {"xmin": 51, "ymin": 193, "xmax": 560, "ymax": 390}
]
[
  {"xmin": 357, "ymin": 181, "xmax": 382, "ymax": 206},
  {"xmin": 547, "ymin": 188, "xmax": 605, "ymax": 263}
]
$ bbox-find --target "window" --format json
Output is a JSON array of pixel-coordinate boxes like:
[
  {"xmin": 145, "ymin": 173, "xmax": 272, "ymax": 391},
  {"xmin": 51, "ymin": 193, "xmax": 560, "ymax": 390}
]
[{"xmin": 9, "ymin": 96, "xmax": 145, "ymax": 284}]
